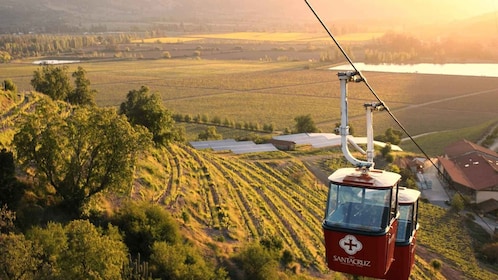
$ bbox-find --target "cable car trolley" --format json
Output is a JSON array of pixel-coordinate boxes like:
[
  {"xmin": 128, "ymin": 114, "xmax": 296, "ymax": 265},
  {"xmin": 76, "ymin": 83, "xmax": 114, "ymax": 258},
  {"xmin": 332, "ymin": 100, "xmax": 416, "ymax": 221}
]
[
  {"xmin": 322, "ymin": 71, "xmax": 401, "ymax": 278},
  {"xmin": 324, "ymin": 168, "xmax": 400, "ymax": 278},
  {"xmin": 303, "ymin": 2, "xmax": 422, "ymax": 278}
]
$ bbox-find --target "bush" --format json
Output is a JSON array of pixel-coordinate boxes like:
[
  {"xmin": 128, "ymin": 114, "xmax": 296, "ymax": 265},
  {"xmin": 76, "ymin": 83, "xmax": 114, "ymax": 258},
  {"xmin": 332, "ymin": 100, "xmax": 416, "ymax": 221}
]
[
  {"xmin": 481, "ymin": 242, "xmax": 498, "ymax": 264},
  {"xmin": 431, "ymin": 258, "xmax": 442, "ymax": 271},
  {"xmin": 113, "ymin": 201, "xmax": 180, "ymax": 258},
  {"xmin": 451, "ymin": 194, "xmax": 465, "ymax": 212}
]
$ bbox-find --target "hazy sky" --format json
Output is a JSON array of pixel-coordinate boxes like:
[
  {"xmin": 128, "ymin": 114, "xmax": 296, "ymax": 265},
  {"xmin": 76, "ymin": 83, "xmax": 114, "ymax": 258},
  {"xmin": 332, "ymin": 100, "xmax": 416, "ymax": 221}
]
[{"xmin": 303, "ymin": 0, "xmax": 498, "ymax": 24}]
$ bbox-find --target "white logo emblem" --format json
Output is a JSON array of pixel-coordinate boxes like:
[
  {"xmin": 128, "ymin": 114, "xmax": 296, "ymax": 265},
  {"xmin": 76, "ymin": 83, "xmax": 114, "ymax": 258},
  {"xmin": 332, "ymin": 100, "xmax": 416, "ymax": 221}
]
[{"xmin": 339, "ymin": 235, "xmax": 363, "ymax": 255}]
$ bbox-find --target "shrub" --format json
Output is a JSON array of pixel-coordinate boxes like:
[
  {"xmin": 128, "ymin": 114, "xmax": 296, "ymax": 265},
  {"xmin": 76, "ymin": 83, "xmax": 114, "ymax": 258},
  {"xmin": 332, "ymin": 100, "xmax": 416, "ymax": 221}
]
[{"xmin": 481, "ymin": 242, "xmax": 498, "ymax": 264}]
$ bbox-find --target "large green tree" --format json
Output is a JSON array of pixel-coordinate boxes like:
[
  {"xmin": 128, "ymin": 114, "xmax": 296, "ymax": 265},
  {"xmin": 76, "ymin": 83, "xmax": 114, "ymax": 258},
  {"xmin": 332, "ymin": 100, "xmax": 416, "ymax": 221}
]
[
  {"xmin": 31, "ymin": 65, "xmax": 97, "ymax": 106},
  {"xmin": 13, "ymin": 98, "xmax": 152, "ymax": 213},
  {"xmin": 31, "ymin": 65, "xmax": 73, "ymax": 101},
  {"xmin": 0, "ymin": 233, "xmax": 42, "ymax": 280},
  {"xmin": 68, "ymin": 66, "xmax": 96, "ymax": 106},
  {"xmin": 113, "ymin": 201, "xmax": 180, "ymax": 259},
  {"xmin": 119, "ymin": 86, "xmax": 181, "ymax": 145},
  {"xmin": 26, "ymin": 220, "xmax": 128, "ymax": 279}
]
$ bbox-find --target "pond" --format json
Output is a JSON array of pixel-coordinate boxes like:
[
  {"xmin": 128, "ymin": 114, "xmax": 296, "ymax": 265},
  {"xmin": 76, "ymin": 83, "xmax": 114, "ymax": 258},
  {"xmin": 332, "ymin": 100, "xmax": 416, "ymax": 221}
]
[
  {"xmin": 32, "ymin": 60, "xmax": 80, "ymax": 65},
  {"xmin": 329, "ymin": 63, "xmax": 498, "ymax": 78}
]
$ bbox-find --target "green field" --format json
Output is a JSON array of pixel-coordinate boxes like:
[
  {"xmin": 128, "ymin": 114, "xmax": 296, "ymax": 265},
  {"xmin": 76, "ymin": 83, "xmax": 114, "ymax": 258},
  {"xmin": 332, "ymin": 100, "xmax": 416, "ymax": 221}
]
[{"xmin": 2, "ymin": 57, "xmax": 498, "ymax": 157}]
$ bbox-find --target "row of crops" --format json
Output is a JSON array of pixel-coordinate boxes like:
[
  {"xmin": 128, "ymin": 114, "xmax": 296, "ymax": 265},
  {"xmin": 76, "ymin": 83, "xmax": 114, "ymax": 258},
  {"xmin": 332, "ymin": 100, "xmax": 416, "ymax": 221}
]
[{"xmin": 134, "ymin": 143, "xmax": 330, "ymax": 272}]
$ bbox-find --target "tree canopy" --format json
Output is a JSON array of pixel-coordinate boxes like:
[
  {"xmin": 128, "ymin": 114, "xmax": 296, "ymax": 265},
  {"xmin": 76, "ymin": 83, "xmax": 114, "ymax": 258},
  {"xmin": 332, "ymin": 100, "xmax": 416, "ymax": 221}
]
[
  {"xmin": 31, "ymin": 65, "xmax": 73, "ymax": 101},
  {"xmin": 13, "ymin": 98, "xmax": 152, "ymax": 213},
  {"xmin": 294, "ymin": 114, "xmax": 318, "ymax": 133},
  {"xmin": 68, "ymin": 66, "xmax": 96, "ymax": 106},
  {"xmin": 119, "ymin": 86, "xmax": 182, "ymax": 145},
  {"xmin": 198, "ymin": 126, "xmax": 222, "ymax": 140},
  {"xmin": 23, "ymin": 219, "xmax": 128, "ymax": 279},
  {"xmin": 30, "ymin": 65, "xmax": 96, "ymax": 106},
  {"xmin": 375, "ymin": 127, "xmax": 403, "ymax": 145}
]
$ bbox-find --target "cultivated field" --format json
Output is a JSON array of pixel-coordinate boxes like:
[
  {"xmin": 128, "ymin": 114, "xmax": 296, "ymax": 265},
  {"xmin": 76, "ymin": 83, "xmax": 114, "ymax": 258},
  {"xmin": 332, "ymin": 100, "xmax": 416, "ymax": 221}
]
[{"xmin": 2, "ymin": 32, "xmax": 498, "ymax": 156}]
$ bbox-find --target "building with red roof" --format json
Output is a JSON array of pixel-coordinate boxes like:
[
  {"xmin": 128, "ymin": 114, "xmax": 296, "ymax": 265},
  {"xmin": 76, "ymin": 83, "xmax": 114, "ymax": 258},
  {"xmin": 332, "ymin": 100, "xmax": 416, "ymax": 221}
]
[{"xmin": 438, "ymin": 140, "xmax": 498, "ymax": 206}]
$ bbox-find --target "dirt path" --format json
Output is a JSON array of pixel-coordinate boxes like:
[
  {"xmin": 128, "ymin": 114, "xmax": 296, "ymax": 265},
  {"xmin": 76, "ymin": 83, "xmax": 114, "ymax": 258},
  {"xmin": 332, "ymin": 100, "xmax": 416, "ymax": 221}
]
[{"xmin": 416, "ymin": 246, "xmax": 465, "ymax": 280}]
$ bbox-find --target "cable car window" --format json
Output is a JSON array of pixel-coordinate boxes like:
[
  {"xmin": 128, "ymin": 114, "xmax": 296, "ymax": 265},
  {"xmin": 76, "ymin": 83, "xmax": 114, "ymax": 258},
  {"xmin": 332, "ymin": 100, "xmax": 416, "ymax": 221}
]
[
  {"xmin": 396, "ymin": 204, "xmax": 414, "ymax": 243},
  {"xmin": 325, "ymin": 183, "xmax": 392, "ymax": 232}
]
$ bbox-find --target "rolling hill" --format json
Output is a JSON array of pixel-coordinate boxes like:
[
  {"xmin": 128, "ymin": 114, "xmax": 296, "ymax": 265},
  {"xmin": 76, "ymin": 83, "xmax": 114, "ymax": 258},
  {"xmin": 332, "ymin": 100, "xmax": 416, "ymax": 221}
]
[
  {"xmin": 1, "ymin": 0, "xmax": 497, "ymax": 35},
  {"xmin": 2, "ymin": 90, "xmax": 497, "ymax": 279}
]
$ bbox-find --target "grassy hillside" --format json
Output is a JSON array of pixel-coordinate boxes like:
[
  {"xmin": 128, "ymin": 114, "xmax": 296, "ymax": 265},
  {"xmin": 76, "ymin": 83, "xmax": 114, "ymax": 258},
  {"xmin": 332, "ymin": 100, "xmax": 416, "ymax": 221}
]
[{"xmin": 2, "ymin": 90, "xmax": 498, "ymax": 279}]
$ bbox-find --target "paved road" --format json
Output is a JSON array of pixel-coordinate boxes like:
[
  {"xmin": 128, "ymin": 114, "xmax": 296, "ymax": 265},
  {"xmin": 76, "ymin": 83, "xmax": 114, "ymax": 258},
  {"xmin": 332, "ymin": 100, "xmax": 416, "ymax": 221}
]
[{"xmin": 418, "ymin": 164, "xmax": 450, "ymax": 208}]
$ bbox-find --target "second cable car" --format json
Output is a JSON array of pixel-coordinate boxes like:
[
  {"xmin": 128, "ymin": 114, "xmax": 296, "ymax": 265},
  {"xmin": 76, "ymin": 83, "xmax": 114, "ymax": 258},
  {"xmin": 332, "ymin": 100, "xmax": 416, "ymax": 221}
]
[{"xmin": 386, "ymin": 187, "xmax": 421, "ymax": 280}]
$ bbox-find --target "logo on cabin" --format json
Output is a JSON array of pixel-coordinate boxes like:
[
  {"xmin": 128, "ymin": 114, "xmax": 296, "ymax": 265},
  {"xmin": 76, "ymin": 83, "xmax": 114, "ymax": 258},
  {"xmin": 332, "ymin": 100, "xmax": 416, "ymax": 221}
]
[{"xmin": 339, "ymin": 235, "xmax": 363, "ymax": 255}]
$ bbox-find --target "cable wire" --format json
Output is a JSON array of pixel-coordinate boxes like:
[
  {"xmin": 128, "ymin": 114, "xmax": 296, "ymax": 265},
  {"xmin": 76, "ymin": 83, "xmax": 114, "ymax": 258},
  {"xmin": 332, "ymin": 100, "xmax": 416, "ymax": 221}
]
[{"xmin": 304, "ymin": 0, "xmax": 495, "ymax": 233}]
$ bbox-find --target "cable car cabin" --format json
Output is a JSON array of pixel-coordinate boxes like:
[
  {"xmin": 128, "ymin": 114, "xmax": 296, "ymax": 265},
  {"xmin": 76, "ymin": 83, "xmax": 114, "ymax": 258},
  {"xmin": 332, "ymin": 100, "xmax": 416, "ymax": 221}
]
[
  {"xmin": 386, "ymin": 188, "xmax": 421, "ymax": 280},
  {"xmin": 323, "ymin": 168, "xmax": 401, "ymax": 279}
]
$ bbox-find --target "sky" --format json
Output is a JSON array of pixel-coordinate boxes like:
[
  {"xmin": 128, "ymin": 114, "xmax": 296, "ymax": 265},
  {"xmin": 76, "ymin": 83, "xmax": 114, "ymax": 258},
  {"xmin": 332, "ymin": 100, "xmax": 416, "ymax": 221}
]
[{"xmin": 300, "ymin": 0, "xmax": 498, "ymax": 24}]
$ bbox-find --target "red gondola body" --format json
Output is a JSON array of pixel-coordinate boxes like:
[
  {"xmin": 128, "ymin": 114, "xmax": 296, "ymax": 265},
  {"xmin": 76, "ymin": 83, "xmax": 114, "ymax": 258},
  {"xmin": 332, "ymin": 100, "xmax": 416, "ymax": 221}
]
[
  {"xmin": 386, "ymin": 188, "xmax": 421, "ymax": 280},
  {"xmin": 323, "ymin": 168, "xmax": 401, "ymax": 279}
]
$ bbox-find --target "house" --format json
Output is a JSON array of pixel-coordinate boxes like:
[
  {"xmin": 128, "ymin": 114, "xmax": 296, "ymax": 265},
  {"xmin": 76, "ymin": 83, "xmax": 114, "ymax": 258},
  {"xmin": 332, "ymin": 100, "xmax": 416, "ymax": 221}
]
[{"xmin": 438, "ymin": 139, "xmax": 498, "ymax": 208}]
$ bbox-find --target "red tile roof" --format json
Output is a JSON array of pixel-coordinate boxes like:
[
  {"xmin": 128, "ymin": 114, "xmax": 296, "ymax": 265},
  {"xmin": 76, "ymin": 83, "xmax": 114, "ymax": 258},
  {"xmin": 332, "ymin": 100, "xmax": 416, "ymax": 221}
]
[{"xmin": 440, "ymin": 140, "xmax": 498, "ymax": 191}]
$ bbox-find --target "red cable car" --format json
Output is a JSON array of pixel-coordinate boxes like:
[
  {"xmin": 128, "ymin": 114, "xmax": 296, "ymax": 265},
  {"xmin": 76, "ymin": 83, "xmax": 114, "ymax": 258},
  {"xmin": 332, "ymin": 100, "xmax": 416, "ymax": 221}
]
[
  {"xmin": 323, "ymin": 168, "xmax": 400, "ymax": 278},
  {"xmin": 386, "ymin": 187, "xmax": 421, "ymax": 280},
  {"xmin": 322, "ymin": 71, "xmax": 403, "ymax": 278}
]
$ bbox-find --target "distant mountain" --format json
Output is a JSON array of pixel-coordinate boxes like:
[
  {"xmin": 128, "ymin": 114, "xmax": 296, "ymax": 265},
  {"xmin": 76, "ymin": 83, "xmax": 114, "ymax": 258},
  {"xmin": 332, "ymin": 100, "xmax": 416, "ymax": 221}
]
[{"xmin": 0, "ymin": 0, "xmax": 496, "ymax": 34}]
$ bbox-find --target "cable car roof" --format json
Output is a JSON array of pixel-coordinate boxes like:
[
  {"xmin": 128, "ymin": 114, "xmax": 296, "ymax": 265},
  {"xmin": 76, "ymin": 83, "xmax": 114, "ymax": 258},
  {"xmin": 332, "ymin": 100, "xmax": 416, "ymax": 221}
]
[
  {"xmin": 398, "ymin": 187, "xmax": 421, "ymax": 204},
  {"xmin": 328, "ymin": 167, "xmax": 401, "ymax": 188}
]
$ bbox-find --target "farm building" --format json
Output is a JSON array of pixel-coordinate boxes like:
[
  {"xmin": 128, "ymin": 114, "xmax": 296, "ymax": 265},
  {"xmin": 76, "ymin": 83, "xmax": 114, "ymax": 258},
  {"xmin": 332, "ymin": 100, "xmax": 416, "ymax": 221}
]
[{"xmin": 438, "ymin": 139, "xmax": 498, "ymax": 208}]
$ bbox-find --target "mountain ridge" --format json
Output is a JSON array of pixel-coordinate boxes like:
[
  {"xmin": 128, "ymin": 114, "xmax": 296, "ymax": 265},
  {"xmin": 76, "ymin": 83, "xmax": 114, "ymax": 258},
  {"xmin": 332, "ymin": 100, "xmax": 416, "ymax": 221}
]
[{"xmin": 1, "ymin": 0, "xmax": 497, "ymax": 34}]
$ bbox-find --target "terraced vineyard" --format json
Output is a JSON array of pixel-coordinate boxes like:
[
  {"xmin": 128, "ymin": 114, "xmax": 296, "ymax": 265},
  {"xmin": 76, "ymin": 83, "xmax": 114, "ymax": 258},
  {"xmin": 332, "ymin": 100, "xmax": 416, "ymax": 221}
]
[
  {"xmin": 132, "ymin": 143, "xmax": 330, "ymax": 273},
  {"xmin": 3, "ymin": 91, "xmax": 495, "ymax": 279}
]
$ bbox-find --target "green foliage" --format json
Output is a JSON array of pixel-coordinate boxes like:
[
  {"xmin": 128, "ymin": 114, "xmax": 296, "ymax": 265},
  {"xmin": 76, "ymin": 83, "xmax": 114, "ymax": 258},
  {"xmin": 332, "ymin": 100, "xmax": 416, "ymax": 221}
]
[
  {"xmin": 294, "ymin": 114, "xmax": 318, "ymax": 133},
  {"xmin": 112, "ymin": 201, "xmax": 180, "ymax": 259},
  {"xmin": 31, "ymin": 65, "xmax": 73, "ymax": 101},
  {"xmin": 451, "ymin": 193, "xmax": 465, "ymax": 212},
  {"xmin": 381, "ymin": 142, "xmax": 392, "ymax": 157},
  {"xmin": 0, "ymin": 205, "xmax": 16, "ymax": 234},
  {"xmin": 26, "ymin": 220, "xmax": 128, "ymax": 279},
  {"xmin": 260, "ymin": 234, "xmax": 284, "ymax": 253},
  {"xmin": 119, "ymin": 86, "xmax": 181, "ymax": 145},
  {"xmin": 0, "ymin": 51, "xmax": 12, "ymax": 63},
  {"xmin": 375, "ymin": 127, "xmax": 403, "ymax": 145},
  {"xmin": 31, "ymin": 65, "xmax": 96, "ymax": 106},
  {"xmin": 68, "ymin": 66, "xmax": 96, "ymax": 106},
  {"xmin": 235, "ymin": 243, "xmax": 280, "ymax": 280},
  {"xmin": 430, "ymin": 259, "xmax": 442, "ymax": 271},
  {"xmin": 2, "ymin": 79, "xmax": 17, "ymax": 92},
  {"xmin": 0, "ymin": 233, "xmax": 42, "ymax": 280},
  {"xmin": 198, "ymin": 126, "xmax": 222, "ymax": 140},
  {"xmin": 150, "ymin": 241, "xmax": 222, "ymax": 280},
  {"xmin": 13, "ymin": 99, "xmax": 152, "ymax": 213},
  {"xmin": 481, "ymin": 242, "xmax": 498, "ymax": 264}
]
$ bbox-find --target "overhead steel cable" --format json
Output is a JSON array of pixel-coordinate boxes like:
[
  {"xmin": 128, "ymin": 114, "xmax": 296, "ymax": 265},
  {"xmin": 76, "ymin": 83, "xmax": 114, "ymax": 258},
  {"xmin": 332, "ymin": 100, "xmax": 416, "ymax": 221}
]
[
  {"xmin": 304, "ymin": 0, "xmax": 495, "ymax": 234},
  {"xmin": 304, "ymin": 0, "xmax": 438, "ymax": 171}
]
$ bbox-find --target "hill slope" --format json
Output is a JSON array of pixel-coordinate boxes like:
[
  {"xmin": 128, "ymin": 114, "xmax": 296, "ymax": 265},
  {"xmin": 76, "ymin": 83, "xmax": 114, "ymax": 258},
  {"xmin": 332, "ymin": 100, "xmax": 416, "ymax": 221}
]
[
  {"xmin": 0, "ymin": 0, "xmax": 496, "ymax": 33},
  {"xmin": 3, "ymin": 90, "xmax": 497, "ymax": 279}
]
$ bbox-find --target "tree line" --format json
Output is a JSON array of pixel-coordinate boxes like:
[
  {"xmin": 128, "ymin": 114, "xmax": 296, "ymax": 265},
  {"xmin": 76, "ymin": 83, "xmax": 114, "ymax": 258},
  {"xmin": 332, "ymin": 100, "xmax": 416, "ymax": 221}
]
[
  {"xmin": 0, "ymin": 34, "xmax": 133, "ymax": 61},
  {"xmin": 364, "ymin": 32, "xmax": 497, "ymax": 64}
]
